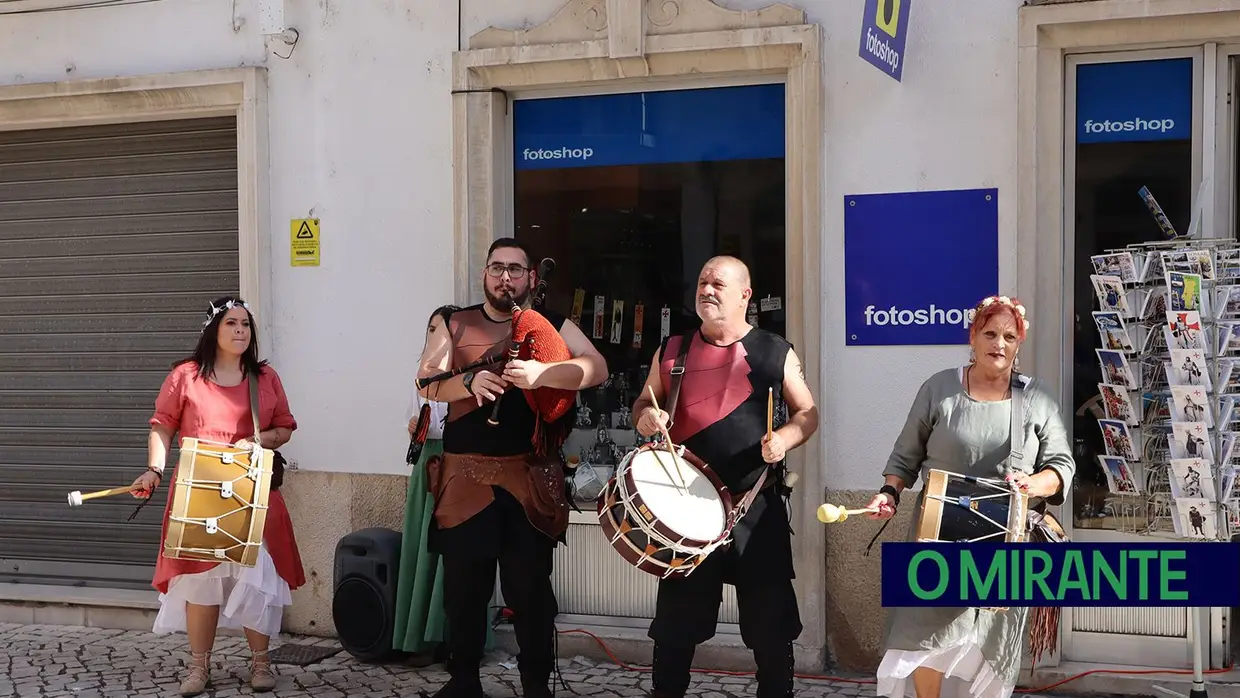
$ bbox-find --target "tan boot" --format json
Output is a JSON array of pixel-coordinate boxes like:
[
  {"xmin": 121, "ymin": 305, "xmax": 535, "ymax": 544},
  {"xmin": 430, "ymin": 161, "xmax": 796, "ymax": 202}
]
[
  {"xmin": 179, "ymin": 650, "xmax": 211, "ymax": 696},
  {"xmin": 250, "ymin": 648, "xmax": 277, "ymax": 692}
]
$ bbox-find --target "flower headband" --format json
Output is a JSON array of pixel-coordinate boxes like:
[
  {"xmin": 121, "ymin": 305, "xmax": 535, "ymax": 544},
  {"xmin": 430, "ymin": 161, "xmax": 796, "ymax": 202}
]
[
  {"xmin": 202, "ymin": 299, "xmax": 250, "ymax": 328},
  {"xmin": 977, "ymin": 295, "xmax": 1030, "ymax": 330}
]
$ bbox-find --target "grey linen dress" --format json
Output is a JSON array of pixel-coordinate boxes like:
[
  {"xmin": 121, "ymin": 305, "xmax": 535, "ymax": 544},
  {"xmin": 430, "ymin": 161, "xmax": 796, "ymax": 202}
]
[{"xmin": 876, "ymin": 367, "xmax": 1076, "ymax": 697}]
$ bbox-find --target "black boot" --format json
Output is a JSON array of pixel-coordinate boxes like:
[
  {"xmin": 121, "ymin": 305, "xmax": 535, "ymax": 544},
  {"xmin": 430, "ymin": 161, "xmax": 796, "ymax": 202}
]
[
  {"xmin": 423, "ymin": 679, "xmax": 485, "ymax": 698},
  {"xmin": 421, "ymin": 651, "xmax": 485, "ymax": 698},
  {"xmin": 518, "ymin": 654, "xmax": 554, "ymax": 698},
  {"xmin": 753, "ymin": 641, "xmax": 795, "ymax": 698},
  {"xmin": 649, "ymin": 643, "xmax": 695, "ymax": 698},
  {"xmin": 520, "ymin": 675, "xmax": 553, "ymax": 698}
]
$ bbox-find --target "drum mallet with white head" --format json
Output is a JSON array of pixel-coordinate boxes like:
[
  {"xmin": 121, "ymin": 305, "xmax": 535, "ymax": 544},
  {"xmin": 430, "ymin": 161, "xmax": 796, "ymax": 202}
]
[
  {"xmin": 816, "ymin": 502, "xmax": 879, "ymax": 524},
  {"xmin": 67, "ymin": 486, "xmax": 140, "ymax": 507}
]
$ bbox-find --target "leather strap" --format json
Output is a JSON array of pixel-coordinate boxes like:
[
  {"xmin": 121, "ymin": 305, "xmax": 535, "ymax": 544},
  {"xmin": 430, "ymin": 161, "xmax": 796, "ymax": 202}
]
[
  {"xmin": 661, "ymin": 330, "xmax": 770, "ymax": 532},
  {"xmin": 248, "ymin": 373, "xmax": 262, "ymax": 443},
  {"xmin": 1009, "ymin": 371, "xmax": 1026, "ymax": 473},
  {"xmin": 726, "ymin": 465, "xmax": 771, "ymax": 530},
  {"xmin": 663, "ymin": 331, "xmax": 693, "ymax": 427}
]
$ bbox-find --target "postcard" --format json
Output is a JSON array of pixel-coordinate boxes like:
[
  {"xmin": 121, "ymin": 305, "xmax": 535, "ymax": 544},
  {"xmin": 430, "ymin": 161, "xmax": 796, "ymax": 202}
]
[
  {"xmin": 1167, "ymin": 348, "xmax": 1212, "ymax": 390},
  {"xmin": 1098, "ymin": 455, "xmax": 1141, "ymax": 495},
  {"xmin": 1096, "ymin": 349, "xmax": 1137, "ymax": 389},
  {"xmin": 1091, "ymin": 252, "xmax": 1138, "ymax": 283},
  {"xmin": 1170, "ymin": 385, "xmax": 1213, "ymax": 427},
  {"xmin": 1091, "ymin": 274, "xmax": 1130, "ymax": 315},
  {"xmin": 1099, "ymin": 418, "xmax": 1137, "ymax": 461},
  {"xmin": 1094, "ymin": 311, "xmax": 1134, "ymax": 352},
  {"xmin": 1170, "ymin": 421, "xmax": 1214, "ymax": 463},
  {"xmin": 1165, "ymin": 310, "xmax": 1205, "ymax": 352},
  {"xmin": 1098, "ymin": 383, "xmax": 1138, "ymax": 425},
  {"xmin": 1174, "ymin": 498, "xmax": 1219, "ymax": 540},
  {"xmin": 1167, "ymin": 270, "xmax": 1203, "ymax": 313},
  {"xmin": 1170, "ymin": 457, "xmax": 1217, "ymax": 501}
]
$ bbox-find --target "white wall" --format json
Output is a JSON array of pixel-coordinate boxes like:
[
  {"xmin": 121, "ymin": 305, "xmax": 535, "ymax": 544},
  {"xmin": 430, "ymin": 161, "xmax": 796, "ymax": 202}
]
[
  {"xmin": 799, "ymin": 0, "xmax": 1022, "ymax": 490},
  {"xmin": 0, "ymin": 0, "xmax": 1021, "ymax": 483},
  {"xmin": 0, "ymin": 0, "xmax": 458, "ymax": 475}
]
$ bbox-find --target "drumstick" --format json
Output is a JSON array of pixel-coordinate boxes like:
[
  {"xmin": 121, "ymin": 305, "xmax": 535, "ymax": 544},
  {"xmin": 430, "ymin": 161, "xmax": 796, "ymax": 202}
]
[
  {"xmin": 815, "ymin": 502, "xmax": 880, "ymax": 524},
  {"xmin": 767, "ymin": 387, "xmax": 773, "ymax": 440},
  {"xmin": 67, "ymin": 486, "xmax": 138, "ymax": 507},
  {"xmin": 647, "ymin": 385, "xmax": 688, "ymax": 489}
]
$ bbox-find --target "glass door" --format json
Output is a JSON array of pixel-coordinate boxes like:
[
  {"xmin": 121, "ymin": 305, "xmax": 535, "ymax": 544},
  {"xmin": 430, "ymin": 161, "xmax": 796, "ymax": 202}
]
[
  {"xmin": 1062, "ymin": 47, "xmax": 1204, "ymax": 668},
  {"xmin": 507, "ymin": 82, "xmax": 788, "ymax": 622}
]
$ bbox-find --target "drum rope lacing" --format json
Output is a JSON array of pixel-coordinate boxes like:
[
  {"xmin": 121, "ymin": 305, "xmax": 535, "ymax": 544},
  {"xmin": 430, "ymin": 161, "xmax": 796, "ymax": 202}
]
[
  {"xmin": 601, "ymin": 442, "xmax": 741, "ymax": 578},
  {"xmin": 923, "ymin": 489, "xmax": 1017, "ymax": 542},
  {"xmin": 605, "ymin": 473, "xmax": 726, "ymax": 572},
  {"xmin": 167, "ymin": 441, "xmax": 270, "ymax": 560}
]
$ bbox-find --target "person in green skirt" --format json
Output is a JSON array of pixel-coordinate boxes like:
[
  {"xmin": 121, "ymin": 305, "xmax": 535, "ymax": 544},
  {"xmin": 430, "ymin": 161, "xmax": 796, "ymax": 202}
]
[{"xmin": 394, "ymin": 304, "xmax": 494, "ymax": 665}]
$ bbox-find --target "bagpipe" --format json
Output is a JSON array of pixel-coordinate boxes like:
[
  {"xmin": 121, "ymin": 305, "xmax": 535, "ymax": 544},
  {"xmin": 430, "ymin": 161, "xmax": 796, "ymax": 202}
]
[{"xmin": 416, "ymin": 257, "xmax": 576, "ymax": 458}]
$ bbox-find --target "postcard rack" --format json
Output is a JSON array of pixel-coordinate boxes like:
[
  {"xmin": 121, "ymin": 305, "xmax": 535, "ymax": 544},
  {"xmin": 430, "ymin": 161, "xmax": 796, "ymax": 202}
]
[{"xmin": 1088, "ymin": 237, "xmax": 1240, "ymax": 540}]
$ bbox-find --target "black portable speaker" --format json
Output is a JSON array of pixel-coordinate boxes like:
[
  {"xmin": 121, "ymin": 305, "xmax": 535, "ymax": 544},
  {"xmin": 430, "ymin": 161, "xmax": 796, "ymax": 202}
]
[{"xmin": 332, "ymin": 527, "xmax": 403, "ymax": 662}]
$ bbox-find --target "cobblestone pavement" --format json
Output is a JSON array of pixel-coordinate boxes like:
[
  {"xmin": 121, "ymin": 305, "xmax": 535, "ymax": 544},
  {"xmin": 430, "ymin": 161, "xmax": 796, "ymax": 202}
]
[
  {"xmin": 0, "ymin": 622, "xmax": 1100, "ymax": 698},
  {"xmin": 0, "ymin": 622, "xmax": 883, "ymax": 698}
]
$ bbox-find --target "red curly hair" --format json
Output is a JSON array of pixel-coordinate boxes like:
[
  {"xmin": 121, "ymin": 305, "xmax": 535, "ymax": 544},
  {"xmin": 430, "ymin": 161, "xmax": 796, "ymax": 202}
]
[{"xmin": 969, "ymin": 295, "xmax": 1030, "ymax": 343}]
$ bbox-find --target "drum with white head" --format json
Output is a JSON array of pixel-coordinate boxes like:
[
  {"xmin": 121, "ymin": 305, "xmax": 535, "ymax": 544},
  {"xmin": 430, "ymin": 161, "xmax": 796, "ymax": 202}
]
[{"xmin": 597, "ymin": 442, "xmax": 734, "ymax": 578}]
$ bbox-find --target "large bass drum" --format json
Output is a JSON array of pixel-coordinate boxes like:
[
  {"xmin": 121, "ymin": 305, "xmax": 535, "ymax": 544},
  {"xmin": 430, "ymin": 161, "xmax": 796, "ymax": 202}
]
[{"xmin": 597, "ymin": 442, "xmax": 734, "ymax": 579}]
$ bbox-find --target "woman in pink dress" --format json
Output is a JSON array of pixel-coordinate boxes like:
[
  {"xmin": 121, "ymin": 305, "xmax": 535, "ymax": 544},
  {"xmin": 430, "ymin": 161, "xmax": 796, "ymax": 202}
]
[{"xmin": 128, "ymin": 296, "xmax": 305, "ymax": 696}]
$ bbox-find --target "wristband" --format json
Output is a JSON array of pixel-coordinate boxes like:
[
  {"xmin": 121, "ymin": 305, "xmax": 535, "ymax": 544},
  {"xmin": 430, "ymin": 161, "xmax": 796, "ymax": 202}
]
[
  {"xmin": 147, "ymin": 465, "xmax": 164, "ymax": 479},
  {"xmin": 879, "ymin": 484, "xmax": 899, "ymax": 506}
]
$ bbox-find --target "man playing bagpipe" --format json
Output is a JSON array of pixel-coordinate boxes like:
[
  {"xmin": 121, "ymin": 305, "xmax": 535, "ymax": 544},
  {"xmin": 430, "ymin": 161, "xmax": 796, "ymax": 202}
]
[{"xmin": 417, "ymin": 237, "xmax": 608, "ymax": 698}]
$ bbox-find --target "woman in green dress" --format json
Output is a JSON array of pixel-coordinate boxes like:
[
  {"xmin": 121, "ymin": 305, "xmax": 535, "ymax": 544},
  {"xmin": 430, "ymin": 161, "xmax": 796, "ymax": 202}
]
[
  {"xmin": 394, "ymin": 304, "xmax": 496, "ymax": 663},
  {"xmin": 866, "ymin": 295, "xmax": 1077, "ymax": 698},
  {"xmin": 393, "ymin": 305, "xmax": 457, "ymax": 662}
]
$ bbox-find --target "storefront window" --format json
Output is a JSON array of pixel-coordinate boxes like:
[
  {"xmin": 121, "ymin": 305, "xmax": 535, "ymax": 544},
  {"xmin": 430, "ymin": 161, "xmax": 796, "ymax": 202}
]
[
  {"xmin": 1070, "ymin": 57, "xmax": 1196, "ymax": 533},
  {"xmin": 511, "ymin": 84, "xmax": 786, "ymax": 509}
]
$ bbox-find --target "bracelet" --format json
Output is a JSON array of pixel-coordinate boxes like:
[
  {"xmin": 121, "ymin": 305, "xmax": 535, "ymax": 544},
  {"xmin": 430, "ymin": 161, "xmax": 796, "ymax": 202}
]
[
  {"xmin": 879, "ymin": 484, "xmax": 900, "ymax": 506},
  {"xmin": 146, "ymin": 465, "xmax": 164, "ymax": 479}
]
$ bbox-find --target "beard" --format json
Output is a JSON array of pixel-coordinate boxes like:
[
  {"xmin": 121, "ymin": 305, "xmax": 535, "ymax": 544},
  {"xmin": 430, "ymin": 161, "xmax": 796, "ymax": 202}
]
[{"xmin": 485, "ymin": 284, "xmax": 530, "ymax": 312}]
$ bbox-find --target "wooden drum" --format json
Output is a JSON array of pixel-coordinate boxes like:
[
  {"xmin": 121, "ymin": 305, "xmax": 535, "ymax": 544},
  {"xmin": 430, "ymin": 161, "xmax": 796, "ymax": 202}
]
[
  {"xmin": 916, "ymin": 468, "xmax": 1030, "ymax": 544},
  {"xmin": 163, "ymin": 437, "xmax": 275, "ymax": 568}
]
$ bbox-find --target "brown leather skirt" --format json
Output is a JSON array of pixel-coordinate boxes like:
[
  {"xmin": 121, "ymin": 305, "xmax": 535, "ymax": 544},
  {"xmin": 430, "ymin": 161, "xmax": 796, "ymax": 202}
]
[{"xmin": 425, "ymin": 451, "xmax": 569, "ymax": 541}]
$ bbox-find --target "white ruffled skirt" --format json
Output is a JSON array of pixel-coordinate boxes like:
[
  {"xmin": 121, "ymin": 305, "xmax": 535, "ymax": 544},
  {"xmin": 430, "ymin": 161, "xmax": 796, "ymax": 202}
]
[
  {"xmin": 152, "ymin": 541, "xmax": 293, "ymax": 639},
  {"xmin": 876, "ymin": 640, "xmax": 1014, "ymax": 698}
]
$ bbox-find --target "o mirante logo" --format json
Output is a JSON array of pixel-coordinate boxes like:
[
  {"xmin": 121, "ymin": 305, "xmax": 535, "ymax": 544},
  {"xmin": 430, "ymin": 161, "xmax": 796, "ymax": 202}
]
[{"xmin": 881, "ymin": 542, "xmax": 1240, "ymax": 607}]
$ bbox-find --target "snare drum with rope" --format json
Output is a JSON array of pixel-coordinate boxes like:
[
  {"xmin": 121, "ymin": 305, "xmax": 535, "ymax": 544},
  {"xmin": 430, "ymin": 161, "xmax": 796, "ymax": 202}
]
[{"xmin": 162, "ymin": 437, "xmax": 275, "ymax": 567}]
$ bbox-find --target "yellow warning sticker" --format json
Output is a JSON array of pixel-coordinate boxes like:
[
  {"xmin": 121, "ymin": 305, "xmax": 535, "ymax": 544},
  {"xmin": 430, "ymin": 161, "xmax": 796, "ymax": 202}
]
[{"xmin": 290, "ymin": 218, "xmax": 320, "ymax": 267}]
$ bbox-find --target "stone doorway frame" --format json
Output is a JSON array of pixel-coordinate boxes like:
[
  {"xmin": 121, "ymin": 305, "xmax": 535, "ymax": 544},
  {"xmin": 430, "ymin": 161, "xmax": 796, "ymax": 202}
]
[
  {"xmin": 1018, "ymin": 0, "xmax": 1240, "ymax": 671},
  {"xmin": 450, "ymin": 0, "xmax": 826, "ymax": 669}
]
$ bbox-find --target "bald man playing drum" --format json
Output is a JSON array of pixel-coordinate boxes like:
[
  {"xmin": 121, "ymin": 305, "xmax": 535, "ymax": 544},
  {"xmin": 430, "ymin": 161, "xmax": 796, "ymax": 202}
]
[{"xmin": 631, "ymin": 256, "xmax": 818, "ymax": 698}]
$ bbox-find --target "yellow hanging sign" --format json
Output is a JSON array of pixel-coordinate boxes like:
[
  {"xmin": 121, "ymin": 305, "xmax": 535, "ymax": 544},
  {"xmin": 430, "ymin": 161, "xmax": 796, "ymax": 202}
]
[{"xmin": 290, "ymin": 218, "xmax": 320, "ymax": 267}]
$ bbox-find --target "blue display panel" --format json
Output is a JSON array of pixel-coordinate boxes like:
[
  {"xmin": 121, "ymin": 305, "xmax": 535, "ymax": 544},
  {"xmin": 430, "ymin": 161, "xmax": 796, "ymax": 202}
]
[
  {"xmin": 1076, "ymin": 58, "xmax": 1193, "ymax": 144},
  {"xmin": 844, "ymin": 188, "xmax": 999, "ymax": 346},
  {"xmin": 513, "ymin": 84, "xmax": 785, "ymax": 170}
]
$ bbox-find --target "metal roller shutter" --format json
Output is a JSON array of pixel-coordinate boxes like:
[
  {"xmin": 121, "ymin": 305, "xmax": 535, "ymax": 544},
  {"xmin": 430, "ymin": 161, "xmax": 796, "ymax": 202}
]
[{"xmin": 0, "ymin": 116, "xmax": 240, "ymax": 590}]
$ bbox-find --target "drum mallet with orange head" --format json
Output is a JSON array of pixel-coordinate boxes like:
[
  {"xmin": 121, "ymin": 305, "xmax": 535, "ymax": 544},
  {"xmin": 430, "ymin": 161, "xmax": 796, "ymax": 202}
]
[
  {"xmin": 67, "ymin": 486, "xmax": 139, "ymax": 507},
  {"xmin": 816, "ymin": 502, "xmax": 879, "ymax": 524}
]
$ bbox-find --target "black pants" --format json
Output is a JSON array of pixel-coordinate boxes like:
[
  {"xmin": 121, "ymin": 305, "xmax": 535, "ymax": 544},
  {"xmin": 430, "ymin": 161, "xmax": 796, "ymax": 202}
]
[
  {"xmin": 647, "ymin": 488, "xmax": 802, "ymax": 698},
  {"xmin": 434, "ymin": 489, "xmax": 559, "ymax": 696}
]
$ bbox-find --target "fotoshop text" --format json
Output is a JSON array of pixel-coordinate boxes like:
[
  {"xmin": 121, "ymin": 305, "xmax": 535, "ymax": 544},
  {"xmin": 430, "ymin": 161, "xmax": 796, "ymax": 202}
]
[
  {"xmin": 522, "ymin": 147, "xmax": 594, "ymax": 162},
  {"xmin": 864, "ymin": 305, "xmax": 976, "ymax": 329},
  {"xmin": 1083, "ymin": 118, "xmax": 1176, "ymax": 136},
  {"xmin": 864, "ymin": 26, "xmax": 899, "ymax": 74}
]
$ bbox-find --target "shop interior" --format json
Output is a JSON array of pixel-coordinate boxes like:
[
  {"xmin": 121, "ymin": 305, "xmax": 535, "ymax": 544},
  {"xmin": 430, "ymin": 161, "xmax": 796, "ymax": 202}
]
[
  {"xmin": 1070, "ymin": 136, "xmax": 1194, "ymax": 533},
  {"xmin": 511, "ymin": 85, "xmax": 787, "ymax": 509}
]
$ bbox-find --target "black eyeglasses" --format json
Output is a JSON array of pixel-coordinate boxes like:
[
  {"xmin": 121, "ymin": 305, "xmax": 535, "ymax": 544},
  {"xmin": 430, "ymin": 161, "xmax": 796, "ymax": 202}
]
[{"xmin": 485, "ymin": 263, "xmax": 529, "ymax": 278}]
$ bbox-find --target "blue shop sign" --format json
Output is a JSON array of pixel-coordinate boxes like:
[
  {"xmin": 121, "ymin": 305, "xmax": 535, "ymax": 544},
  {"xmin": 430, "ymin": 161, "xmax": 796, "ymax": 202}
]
[
  {"xmin": 1076, "ymin": 58, "xmax": 1193, "ymax": 144},
  {"xmin": 513, "ymin": 84, "xmax": 785, "ymax": 170},
  {"xmin": 844, "ymin": 188, "xmax": 999, "ymax": 346}
]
